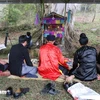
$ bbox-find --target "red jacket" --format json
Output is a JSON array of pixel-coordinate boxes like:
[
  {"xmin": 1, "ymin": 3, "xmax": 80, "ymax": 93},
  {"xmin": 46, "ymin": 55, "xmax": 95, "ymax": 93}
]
[{"xmin": 38, "ymin": 42, "xmax": 69, "ymax": 80}]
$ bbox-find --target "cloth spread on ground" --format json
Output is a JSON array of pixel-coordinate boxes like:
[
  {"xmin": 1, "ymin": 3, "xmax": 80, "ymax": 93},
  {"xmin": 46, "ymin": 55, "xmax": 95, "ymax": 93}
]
[
  {"xmin": 8, "ymin": 74, "xmax": 64, "ymax": 82},
  {"xmin": 8, "ymin": 73, "xmax": 81, "ymax": 83}
]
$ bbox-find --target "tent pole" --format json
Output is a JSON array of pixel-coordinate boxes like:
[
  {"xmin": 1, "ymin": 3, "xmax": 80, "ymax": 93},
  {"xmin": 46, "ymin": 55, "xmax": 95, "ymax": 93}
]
[
  {"xmin": 40, "ymin": 0, "xmax": 45, "ymax": 44},
  {"xmin": 62, "ymin": 3, "xmax": 66, "ymax": 45}
]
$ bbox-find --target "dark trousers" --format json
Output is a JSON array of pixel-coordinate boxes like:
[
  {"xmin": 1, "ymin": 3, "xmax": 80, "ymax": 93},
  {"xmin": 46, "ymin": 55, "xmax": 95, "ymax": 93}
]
[
  {"xmin": 59, "ymin": 65, "xmax": 69, "ymax": 75},
  {"xmin": 0, "ymin": 63, "xmax": 8, "ymax": 71}
]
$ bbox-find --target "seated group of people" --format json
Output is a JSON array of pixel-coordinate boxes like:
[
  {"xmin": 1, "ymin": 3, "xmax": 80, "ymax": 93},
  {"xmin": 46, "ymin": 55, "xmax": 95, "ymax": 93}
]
[{"xmin": 0, "ymin": 33, "xmax": 100, "ymax": 82}]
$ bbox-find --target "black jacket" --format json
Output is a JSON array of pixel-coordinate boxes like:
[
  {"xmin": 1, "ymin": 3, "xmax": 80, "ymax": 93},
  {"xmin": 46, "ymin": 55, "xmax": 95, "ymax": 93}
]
[
  {"xmin": 72, "ymin": 46, "xmax": 97, "ymax": 81},
  {"xmin": 26, "ymin": 35, "xmax": 32, "ymax": 48},
  {"xmin": 9, "ymin": 44, "xmax": 33, "ymax": 76}
]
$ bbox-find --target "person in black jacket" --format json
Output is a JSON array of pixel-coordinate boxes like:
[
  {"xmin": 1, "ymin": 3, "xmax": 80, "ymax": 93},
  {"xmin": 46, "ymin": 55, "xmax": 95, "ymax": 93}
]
[
  {"xmin": 9, "ymin": 35, "xmax": 37, "ymax": 77},
  {"xmin": 69, "ymin": 33, "xmax": 97, "ymax": 81}
]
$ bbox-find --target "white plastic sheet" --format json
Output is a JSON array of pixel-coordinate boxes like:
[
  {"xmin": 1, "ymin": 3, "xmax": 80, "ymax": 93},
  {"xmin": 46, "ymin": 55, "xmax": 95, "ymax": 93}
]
[{"xmin": 67, "ymin": 83, "xmax": 100, "ymax": 100}]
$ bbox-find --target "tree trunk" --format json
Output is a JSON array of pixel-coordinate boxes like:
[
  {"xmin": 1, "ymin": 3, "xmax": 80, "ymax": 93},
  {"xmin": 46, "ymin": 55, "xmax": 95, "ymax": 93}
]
[
  {"xmin": 92, "ymin": 5, "xmax": 96, "ymax": 22},
  {"xmin": 63, "ymin": 23, "xmax": 79, "ymax": 57}
]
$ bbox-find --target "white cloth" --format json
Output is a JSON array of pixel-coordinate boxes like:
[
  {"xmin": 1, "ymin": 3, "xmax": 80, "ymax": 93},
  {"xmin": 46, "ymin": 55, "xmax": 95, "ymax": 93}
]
[
  {"xmin": 0, "ymin": 44, "xmax": 6, "ymax": 50},
  {"xmin": 67, "ymin": 82, "xmax": 100, "ymax": 100}
]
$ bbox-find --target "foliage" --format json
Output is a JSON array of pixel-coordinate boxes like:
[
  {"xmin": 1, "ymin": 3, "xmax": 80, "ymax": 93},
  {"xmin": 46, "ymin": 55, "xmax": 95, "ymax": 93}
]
[
  {"xmin": 2, "ymin": 4, "xmax": 37, "ymax": 26},
  {"xmin": 80, "ymin": 4, "xmax": 96, "ymax": 12}
]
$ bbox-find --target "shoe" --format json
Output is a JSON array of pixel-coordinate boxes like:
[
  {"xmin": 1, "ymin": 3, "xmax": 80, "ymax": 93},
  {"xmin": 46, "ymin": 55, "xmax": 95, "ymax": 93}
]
[
  {"xmin": 40, "ymin": 83, "xmax": 55, "ymax": 94},
  {"xmin": 40, "ymin": 83, "xmax": 59, "ymax": 95},
  {"xmin": 20, "ymin": 88, "xmax": 30, "ymax": 94},
  {"xmin": 48, "ymin": 88, "xmax": 60, "ymax": 95},
  {"xmin": 6, "ymin": 87, "xmax": 13, "ymax": 97},
  {"xmin": 13, "ymin": 87, "xmax": 30, "ymax": 99},
  {"xmin": 63, "ymin": 81, "xmax": 77, "ymax": 91},
  {"xmin": 13, "ymin": 88, "xmax": 22, "ymax": 99}
]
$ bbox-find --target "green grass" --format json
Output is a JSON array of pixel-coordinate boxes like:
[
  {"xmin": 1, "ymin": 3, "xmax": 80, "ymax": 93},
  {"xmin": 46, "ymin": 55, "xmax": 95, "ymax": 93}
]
[
  {"xmin": 0, "ymin": 77, "xmax": 100, "ymax": 100},
  {"xmin": 0, "ymin": 77, "xmax": 72, "ymax": 100}
]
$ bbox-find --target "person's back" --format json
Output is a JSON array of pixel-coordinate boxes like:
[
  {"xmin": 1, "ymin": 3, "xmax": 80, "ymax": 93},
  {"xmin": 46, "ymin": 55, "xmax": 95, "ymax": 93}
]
[
  {"xmin": 77, "ymin": 46, "xmax": 97, "ymax": 64},
  {"xmin": 9, "ymin": 35, "xmax": 33, "ymax": 76},
  {"xmin": 9, "ymin": 44, "xmax": 25, "ymax": 76},
  {"xmin": 9, "ymin": 43, "xmax": 33, "ymax": 76},
  {"xmin": 38, "ymin": 35, "xmax": 69, "ymax": 80},
  {"xmin": 72, "ymin": 33, "xmax": 97, "ymax": 81},
  {"xmin": 38, "ymin": 43, "xmax": 60, "ymax": 77},
  {"xmin": 38, "ymin": 42, "xmax": 61, "ymax": 80},
  {"xmin": 75, "ymin": 46, "xmax": 97, "ymax": 80}
]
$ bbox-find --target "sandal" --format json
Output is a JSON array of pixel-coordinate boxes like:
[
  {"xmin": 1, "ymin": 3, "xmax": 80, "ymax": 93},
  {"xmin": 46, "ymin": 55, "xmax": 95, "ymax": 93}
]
[
  {"xmin": 40, "ymin": 83, "xmax": 54, "ymax": 94},
  {"xmin": 13, "ymin": 87, "xmax": 29, "ymax": 99},
  {"xmin": 63, "ymin": 81, "xmax": 77, "ymax": 91},
  {"xmin": 6, "ymin": 87, "xmax": 13, "ymax": 97},
  {"xmin": 48, "ymin": 88, "xmax": 60, "ymax": 95},
  {"xmin": 40, "ymin": 83, "xmax": 59, "ymax": 95}
]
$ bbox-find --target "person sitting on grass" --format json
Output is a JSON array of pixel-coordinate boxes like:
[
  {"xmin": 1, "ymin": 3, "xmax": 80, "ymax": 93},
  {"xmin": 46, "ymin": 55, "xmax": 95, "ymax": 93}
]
[
  {"xmin": 69, "ymin": 33, "xmax": 97, "ymax": 81},
  {"xmin": 38, "ymin": 35, "xmax": 74, "ymax": 82},
  {"xmin": 9, "ymin": 35, "xmax": 37, "ymax": 77}
]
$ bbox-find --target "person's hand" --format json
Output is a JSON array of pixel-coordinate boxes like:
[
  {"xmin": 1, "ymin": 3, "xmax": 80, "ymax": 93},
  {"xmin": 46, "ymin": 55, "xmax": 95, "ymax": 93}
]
[
  {"xmin": 65, "ymin": 75, "xmax": 75, "ymax": 83},
  {"xmin": 68, "ymin": 67, "xmax": 72, "ymax": 70}
]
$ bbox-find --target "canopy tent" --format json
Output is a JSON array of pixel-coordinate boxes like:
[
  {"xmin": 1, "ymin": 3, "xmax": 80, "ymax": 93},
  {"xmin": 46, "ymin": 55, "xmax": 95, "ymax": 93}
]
[{"xmin": 0, "ymin": 0, "xmax": 99, "ymax": 3}]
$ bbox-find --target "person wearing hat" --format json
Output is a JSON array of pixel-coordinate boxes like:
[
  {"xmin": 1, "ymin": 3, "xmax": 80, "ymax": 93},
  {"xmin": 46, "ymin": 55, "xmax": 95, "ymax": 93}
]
[
  {"xmin": 69, "ymin": 33, "xmax": 97, "ymax": 81},
  {"xmin": 38, "ymin": 35, "xmax": 74, "ymax": 81},
  {"xmin": 9, "ymin": 35, "xmax": 37, "ymax": 77}
]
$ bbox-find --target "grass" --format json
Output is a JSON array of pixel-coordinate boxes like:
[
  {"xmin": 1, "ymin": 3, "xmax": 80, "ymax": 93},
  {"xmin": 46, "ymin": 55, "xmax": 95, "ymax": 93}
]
[
  {"xmin": 0, "ymin": 77, "xmax": 72, "ymax": 100},
  {"xmin": 0, "ymin": 77, "xmax": 100, "ymax": 100},
  {"xmin": 74, "ymin": 12, "xmax": 100, "ymax": 46}
]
